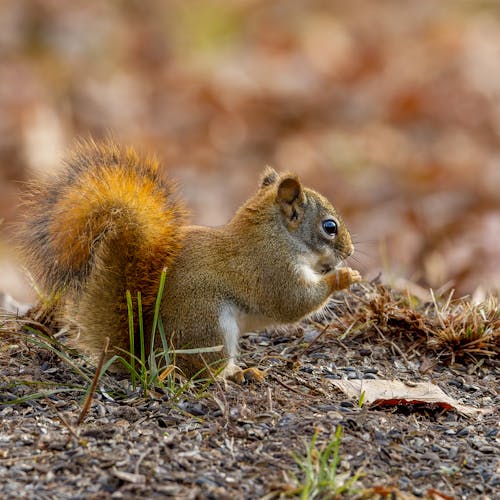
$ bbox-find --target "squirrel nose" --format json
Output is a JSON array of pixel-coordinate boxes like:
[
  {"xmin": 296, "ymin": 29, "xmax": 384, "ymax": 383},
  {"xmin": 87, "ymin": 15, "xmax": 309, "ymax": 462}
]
[
  {"xmin": 337, "ymin": 241, "xmax": 354, "ymax": 260},
  {"xmin": 347, "ymin": 242, "xmax": 354, "ymax": 257}
]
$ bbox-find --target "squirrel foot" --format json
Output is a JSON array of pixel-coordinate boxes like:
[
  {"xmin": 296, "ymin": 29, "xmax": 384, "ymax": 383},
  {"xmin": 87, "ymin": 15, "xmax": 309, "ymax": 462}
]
[
  {"xmin": 328, "ymin": 267, "xmax": 362, "ymax": 292},
  {"xmin": 228, "ymin": 366, "xmax": 268, "ymax": 384}
]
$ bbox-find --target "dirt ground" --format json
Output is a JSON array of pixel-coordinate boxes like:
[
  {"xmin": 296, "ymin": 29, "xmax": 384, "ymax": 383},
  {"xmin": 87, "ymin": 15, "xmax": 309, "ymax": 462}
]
[{"xmin": 1, "ymin": 281, "xmax": 498, "ymax": 499}]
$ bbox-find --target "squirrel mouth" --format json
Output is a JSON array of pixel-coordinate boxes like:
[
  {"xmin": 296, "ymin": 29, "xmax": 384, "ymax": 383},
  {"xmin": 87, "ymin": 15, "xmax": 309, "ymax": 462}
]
[
  {"xmin": 320, "ymin": 264, "xmax": 333, "ymax": 274},
  {"xmin": 320, "ymin": 259, "xmax": 344, "ymax": 274}
]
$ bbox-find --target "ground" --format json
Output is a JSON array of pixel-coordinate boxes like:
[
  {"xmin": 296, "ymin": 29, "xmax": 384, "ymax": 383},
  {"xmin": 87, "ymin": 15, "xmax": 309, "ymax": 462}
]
[{"xmin": 0, "ymin": 282, "xmax": 498, "ymax": 499}]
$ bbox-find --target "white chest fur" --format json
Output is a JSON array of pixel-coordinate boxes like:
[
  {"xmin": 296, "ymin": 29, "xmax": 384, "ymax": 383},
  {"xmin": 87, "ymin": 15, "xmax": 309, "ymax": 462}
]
[
  {"xmin": 218, "ymin": 303, "xmax": 275, "ymax": 359},
  {"xmin": 298, "ymin": 263, "xmax": 322, "ymax": 284}
]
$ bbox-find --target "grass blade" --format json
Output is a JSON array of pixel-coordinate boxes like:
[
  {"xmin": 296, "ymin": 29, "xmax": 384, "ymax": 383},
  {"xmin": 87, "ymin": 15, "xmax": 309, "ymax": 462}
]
[{"xmin": 126, "ymin": 290, "xmax": 136, "ymax": 388}]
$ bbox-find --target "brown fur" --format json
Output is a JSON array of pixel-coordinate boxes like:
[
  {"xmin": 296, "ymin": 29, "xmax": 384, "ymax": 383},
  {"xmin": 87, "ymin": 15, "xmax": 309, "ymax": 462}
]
[{"xmin": 19, "ymin": 140, "xmax": 360, "ymax": 379}]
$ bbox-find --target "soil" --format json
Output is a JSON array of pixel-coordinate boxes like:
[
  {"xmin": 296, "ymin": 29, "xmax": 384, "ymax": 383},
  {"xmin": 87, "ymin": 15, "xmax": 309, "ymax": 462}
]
[{"xmin": 0, "ymin": 281, "xmax": 498, "ymax": 499}]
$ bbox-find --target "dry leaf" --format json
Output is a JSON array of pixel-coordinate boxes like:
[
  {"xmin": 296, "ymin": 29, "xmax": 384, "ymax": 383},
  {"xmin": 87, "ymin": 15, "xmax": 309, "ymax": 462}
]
[{"xmin": 331, "ymin": 379, "xmax": 489, "ymax": 416}]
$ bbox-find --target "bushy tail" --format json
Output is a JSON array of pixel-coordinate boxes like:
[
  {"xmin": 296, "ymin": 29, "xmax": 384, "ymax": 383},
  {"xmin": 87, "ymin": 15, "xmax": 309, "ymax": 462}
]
[{"xmin": 19, "ymin": 140, "xmax": 186, "ymax": 354}]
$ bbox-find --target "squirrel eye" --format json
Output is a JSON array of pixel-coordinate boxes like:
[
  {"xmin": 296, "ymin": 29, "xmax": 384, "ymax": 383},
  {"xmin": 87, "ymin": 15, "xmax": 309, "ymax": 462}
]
[{"xmin": 322, "ymin": 219, "xmax": 338, "ymax": 237}]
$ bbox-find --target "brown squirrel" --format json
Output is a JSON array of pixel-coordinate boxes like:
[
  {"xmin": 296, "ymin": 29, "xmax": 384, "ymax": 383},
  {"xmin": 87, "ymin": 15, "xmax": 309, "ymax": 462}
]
[{"xmin": 19, "ymin": 140, "xmax": 361, "ymax": 381}]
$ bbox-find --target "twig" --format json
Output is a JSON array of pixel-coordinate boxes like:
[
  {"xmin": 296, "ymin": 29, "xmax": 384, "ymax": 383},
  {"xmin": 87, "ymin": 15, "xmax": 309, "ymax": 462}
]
[
  {"xmin": 292, "ymin": 321, "xmax": 332, "ymax": 362},
  {"xmin": 0, "ymin": 452, "xmax": 55, "ymax": 466},
  {"xmin": 45, "ymin": 398, "xmax": 80, "ymax": 443},
  {"xmin": 267, "ymin": 386, "xmax": 273, "ymax": 413},
  {"xmin": 134, "ymin": 449, "xmax": 150, "ymax": 476},
  {"xmin": 269, "ymin": 374, "xmax": 312, "ymax": 397},
  {"xmin": 77, "ymin": 336, "xmax": 110, "ymax": 425}
]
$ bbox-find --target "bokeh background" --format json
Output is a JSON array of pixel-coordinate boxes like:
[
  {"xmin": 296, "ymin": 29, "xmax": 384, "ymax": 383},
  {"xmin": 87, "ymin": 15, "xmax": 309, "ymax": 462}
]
[{"xmin": 1, "ymin": 0, "xmax": 499, "ymax": 302}]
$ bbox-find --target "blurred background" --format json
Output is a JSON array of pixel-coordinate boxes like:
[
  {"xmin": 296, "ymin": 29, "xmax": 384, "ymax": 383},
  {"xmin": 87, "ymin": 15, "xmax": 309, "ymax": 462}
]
[{"xmin": 1, "ymin": 0, "xmax": 499, "ymax": 302}]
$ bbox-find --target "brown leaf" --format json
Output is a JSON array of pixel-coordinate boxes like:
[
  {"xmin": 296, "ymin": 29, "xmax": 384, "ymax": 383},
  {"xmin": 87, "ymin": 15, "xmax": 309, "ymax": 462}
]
[{"xmin": 331, "ymin": 379, "xmax": 489, "ymax": 416}]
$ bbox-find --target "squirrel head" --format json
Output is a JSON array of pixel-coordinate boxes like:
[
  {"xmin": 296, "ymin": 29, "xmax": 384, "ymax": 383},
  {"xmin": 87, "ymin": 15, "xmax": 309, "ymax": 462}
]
[{"xmin": 234, "ymin": 166, "xmax": 354, "ymax": 274}]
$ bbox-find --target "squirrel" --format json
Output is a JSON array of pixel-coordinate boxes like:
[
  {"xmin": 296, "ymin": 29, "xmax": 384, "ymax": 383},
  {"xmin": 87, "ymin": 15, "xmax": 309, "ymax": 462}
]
[{"xmin": 19, "ymin": 140, "xmax": 361, "ymax": 381}]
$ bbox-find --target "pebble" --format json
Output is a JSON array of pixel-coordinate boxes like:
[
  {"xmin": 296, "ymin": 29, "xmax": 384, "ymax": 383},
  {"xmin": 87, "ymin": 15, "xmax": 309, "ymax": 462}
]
[
  {"xmin": 302, "ymin": 329, "xmax": 320, "ymax": 343},
  {"xmin": 475, "ymin": 466, "xmax": 493, "ymax": 482},
  {"xmin": 433, "ymin": 424, "xmax": 448, "ymax": 431},
  {"xmin": 339, "ymin": 418, "xmax": 360, "ymax": 430},
  {"xmin": 362, "ymin": 367, "xmax": 379, "ymax": 374},
  {"xmin": 278, "ymin": 414, "xmax": 295, "ymax": 427},
  {"xmin": 310, "ymin": 352, "xmax": 326, "ymax": 360},
  {"xmin": 398, "ymin": 476, "xmax": 410, "ymax": 489},
  {"xmin": 16, "ymin": 464, "xmax": 34, "ymax": 472},
  {"xmin": 195, "ymin": 477, "xmax": 225, "ymax": 489},
  {"xmin": 340, "ymin": 401, "xmax": 354, "ymax": 408},
  {"xmin": 421, "ymin": 451, "xmax": 440, "ymax": 462},
  {"xmin": 478, "ymin": 446, "xmax": 495, "ymax": 454},
  {"xmin": 374, "ymin": 431, "xmax": 387, "ymax": 445},
  {"xmin": 315, "ymin": 404, "xmax": 338, "ymax": 412},
  {"xmin": 338, "ymin": 406, "xmax": 356, "ymax": 413},
  {"xmin": 411, "ymin": 470, "xmax": 429, "ymax": 479},
  {"xmin": 412, "ymin": 437, "xmax": 425, "ymax": 449},
  {"xmin": 363, "ymin": 373, "xmax": 378, "ymax": 379},
  {"xmin": 431, "ymin": 444, "xmax": 445, "ymax": 454},
  {"xmin": 388, "ymin": 429, "xmax": 402, "ymax": 439},
  {"xmin": 457, "ymin": 427, "xmax": 470, "ymax": 437},
  {"xmin": 448, "ymin": 446, "xmax": 458, "ymax": 459},
  {"xmin": 464, "ymin": 384, "xmax": 481, "ymax": 392}
]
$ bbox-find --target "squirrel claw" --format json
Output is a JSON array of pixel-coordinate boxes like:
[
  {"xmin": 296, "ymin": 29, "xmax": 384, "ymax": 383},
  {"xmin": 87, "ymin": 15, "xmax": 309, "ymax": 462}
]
[
  {"xmin": 329, "ymin": 267, "xmax": 362, "ymax": 291},
  {"xmin": 347, "ymin": 268, "xmax": 362, "ymax": 284}
]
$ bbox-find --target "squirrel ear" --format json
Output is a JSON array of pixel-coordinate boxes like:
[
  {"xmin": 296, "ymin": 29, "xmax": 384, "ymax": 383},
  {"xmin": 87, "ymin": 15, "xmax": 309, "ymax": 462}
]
[
  {"xmin": 277, "ymin": 176, "xmax": 305, "ymax": 223},
  {"xmin": 260, "ymin": 166, "xmax": 279, "ymax": 188}
]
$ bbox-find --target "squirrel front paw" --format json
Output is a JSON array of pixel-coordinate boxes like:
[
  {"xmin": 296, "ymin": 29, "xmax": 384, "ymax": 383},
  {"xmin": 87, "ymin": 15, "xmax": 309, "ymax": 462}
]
[{"xmin": 328, "ymin": 267, "xmax": 362, "ymax": 292}]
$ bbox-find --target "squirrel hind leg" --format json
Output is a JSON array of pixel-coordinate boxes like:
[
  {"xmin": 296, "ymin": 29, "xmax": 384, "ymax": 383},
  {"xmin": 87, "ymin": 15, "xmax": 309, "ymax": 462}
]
[{"xmin": 221, "ymin": 363, "xmax": 268, "ymax": 384}]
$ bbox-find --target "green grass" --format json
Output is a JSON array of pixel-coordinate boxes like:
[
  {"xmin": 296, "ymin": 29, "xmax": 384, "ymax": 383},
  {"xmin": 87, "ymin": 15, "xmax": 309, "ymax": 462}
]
[
  {"xmin": 358, "ymin": 390, "xmax": 366, "ymax": 408},
  {"xmin": 290, "ymin": 426, "xmax": 362, "ymax": 499},
  {"xmin": 1, "ymin": 381, "xmax": 86, "ymax": 405},
  {"xmin": 1, "ymin": 268, "xmax": 225, "ymax": 409},
  {"xmin": 113, "ymin": 268, "xmax": 224, "ymax": 398}
]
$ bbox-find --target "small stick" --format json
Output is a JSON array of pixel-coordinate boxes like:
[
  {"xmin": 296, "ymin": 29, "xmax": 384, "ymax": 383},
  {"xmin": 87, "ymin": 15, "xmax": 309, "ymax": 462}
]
[
  {"xmin": 269, "ymin": 374, "xmax": 311, "ymax": 397},
  {"xmin": 45, "ymin": 398, "xmax": 80, "ymax": 443},
  {"xmin": 266, "ymin": 387, "xmax": 273, "ymax": 413},
  {"xmin": 293, "ymin": 321, "xmax": 332, "ymax": 361},
  {"xmin": 77, "ymin": 336, "xmax": 110, "ymax": 425},
  {"xmin": 134, "ymin": 449, "xmax": 150, "ymax": 476}
]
